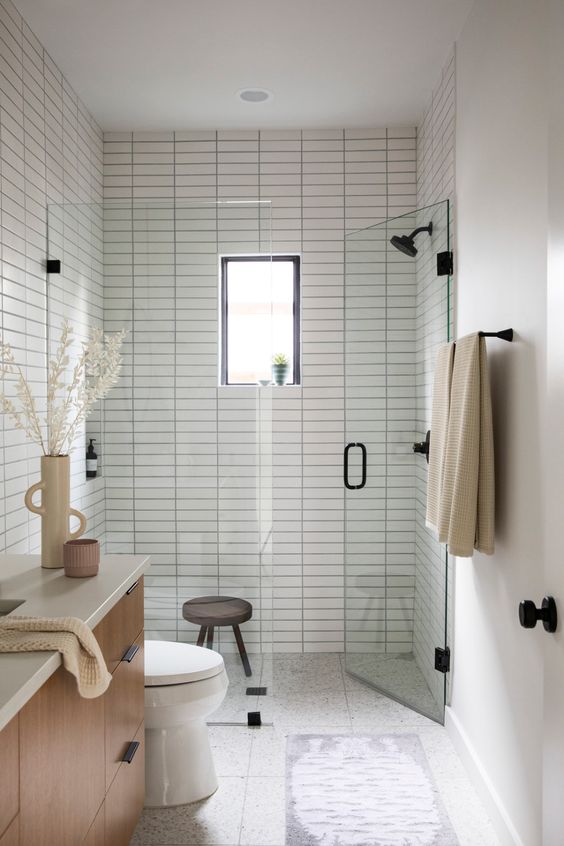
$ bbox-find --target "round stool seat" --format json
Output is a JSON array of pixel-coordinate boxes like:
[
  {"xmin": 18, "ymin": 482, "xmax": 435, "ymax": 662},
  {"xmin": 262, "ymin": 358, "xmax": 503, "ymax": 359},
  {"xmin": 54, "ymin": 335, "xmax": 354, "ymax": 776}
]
[
  {"xmin": 182, "ymin": 595, "xmax": 253, "ymax": 677},
  {"xmin": 182, "ymin": 595, "xmax": 252, "ymax": 627}
]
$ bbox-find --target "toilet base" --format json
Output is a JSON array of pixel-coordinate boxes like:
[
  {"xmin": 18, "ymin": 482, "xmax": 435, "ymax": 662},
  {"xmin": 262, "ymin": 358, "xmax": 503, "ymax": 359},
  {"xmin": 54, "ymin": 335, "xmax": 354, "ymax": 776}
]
[{"xmin": 145, "ymin": 719, "xmax": 218, "ymax": 807}]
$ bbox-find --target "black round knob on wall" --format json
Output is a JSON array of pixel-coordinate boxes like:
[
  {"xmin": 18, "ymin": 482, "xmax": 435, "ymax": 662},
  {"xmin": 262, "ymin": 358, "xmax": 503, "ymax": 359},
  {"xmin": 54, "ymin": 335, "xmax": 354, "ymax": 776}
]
[
  {"xmin": 519, "ymin": 600, "xmax": 538, "ymax": 629},
  {"xmin": 519, "ymin": 596, "xmax": 557, "ymax": 633}
]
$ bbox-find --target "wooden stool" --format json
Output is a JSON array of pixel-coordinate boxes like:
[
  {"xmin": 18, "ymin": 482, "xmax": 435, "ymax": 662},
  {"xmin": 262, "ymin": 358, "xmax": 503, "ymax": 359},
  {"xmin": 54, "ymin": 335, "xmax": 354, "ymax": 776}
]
[{"xmin": 182, "ymin": 595, "xmax": 253, "ymax": 677}]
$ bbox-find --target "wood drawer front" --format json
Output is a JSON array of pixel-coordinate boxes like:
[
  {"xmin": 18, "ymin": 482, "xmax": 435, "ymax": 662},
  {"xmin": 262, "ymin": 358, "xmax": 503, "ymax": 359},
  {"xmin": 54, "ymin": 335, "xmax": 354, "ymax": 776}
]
[
  {"xmin": 0, "ymin": 716, "xmax": 18, "ymax": 838},
  {"xmin": 104, "ymin": 722, "xmax": 144, "ymax": 846},
  {"xmin": 0, "ymin": 815, "xmax": 19, "ymax": 846},
  {"xmin": 105, "ymin": 633, "xmax": 144, "ymax": 791},
  {"xmin": 95, "ymin": 577, "xmax": 144, "ymax": 673},
  {"xmin": 83, "ymin": 804, "xmax": 105, "ymax": 846},
  {"xmin": 20, "ymin": 667, "xmax": 105, "ymax": 846}
]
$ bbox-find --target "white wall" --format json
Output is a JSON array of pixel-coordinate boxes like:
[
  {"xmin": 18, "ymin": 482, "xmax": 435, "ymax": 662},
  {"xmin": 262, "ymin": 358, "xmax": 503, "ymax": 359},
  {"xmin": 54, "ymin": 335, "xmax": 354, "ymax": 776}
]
[
  {"xmin": 449, "ymin": 1, "xmax": 547, "ymax": 843},
  {"xmin": 0, "ymin": 0, "xmax": 105, "ymax": 554},
  {"xmin": 542, "ymin": 2, "xmax": 564, "ymax": 842}
]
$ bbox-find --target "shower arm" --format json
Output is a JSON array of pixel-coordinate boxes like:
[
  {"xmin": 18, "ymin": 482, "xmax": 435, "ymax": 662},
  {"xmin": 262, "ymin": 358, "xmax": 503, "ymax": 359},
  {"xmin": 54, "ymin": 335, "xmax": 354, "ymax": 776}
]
[{"xmin": 407, "ymin": 224, "xmax": 433, "ymax": 240}]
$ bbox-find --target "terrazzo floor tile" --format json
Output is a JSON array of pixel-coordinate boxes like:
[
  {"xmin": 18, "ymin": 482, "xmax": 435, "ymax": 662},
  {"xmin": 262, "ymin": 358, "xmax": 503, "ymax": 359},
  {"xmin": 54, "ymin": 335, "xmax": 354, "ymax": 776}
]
[
  {"xmin": 248, "ymin": 724, "xmax": 353, "ymax": 778},
  {"xmin": 345, "ymin": 652, "xmax": 441, "ymax": 718},
  {"xmin": 130, "ymin": 776, "xmax": 246, "ymax": 846},
  {"xmin": 259, "ymin": 692, "xmax": 352, "ymax": 728},
  {"xmin": 239, "ymin": 777, "xmax": 286, "ymax": 846},
  {"xmin": 209, "ymin": 726, "xmax": 253, "ymax": 777},
  {"xmin": 130, "ymin": 653, "xmax": 500, "ymax": 846}
]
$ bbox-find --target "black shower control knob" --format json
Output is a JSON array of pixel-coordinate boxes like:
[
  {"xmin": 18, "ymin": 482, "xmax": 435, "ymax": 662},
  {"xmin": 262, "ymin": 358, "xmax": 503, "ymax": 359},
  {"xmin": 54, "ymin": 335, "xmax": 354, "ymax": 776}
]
[
  {"xmin": 519, "ymin": 596, "xmax": 557, "ymax": 633},
  {"xmin": 519, "ymin": 600, "xmax": 538, "ymax": 629}
]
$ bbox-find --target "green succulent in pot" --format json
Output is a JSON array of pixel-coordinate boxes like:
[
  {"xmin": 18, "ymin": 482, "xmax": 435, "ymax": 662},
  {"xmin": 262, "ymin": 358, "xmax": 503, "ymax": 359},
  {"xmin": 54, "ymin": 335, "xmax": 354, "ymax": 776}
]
[{"xmin": 272, "ymin": 353, "xmax": 290, "ymax": 386}]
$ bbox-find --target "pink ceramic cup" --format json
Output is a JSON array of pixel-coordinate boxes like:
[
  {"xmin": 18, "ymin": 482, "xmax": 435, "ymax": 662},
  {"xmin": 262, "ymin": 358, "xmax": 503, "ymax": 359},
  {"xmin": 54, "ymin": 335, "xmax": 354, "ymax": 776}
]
[{"xmin": 63, "ymin": 538, "xmax": 100, "ymax": 578}]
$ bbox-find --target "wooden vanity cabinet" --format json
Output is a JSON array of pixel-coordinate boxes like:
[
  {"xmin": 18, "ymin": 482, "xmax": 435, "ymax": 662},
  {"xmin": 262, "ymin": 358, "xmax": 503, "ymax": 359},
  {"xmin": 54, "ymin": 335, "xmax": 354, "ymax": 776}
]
[
  {"xmin": 19, "ymin": 667, "xmax": 106, "ymax": 846},
  {"xmin": 0, "ymin": 715, "xmax": 19, "ymax": 840},
  {"xmin": 12, "ymin": 576, "xmax": 146, "ymax": 846},
  {"xmin": 0, "ymin": 816, "xmax": 19, "ymax": 846}
]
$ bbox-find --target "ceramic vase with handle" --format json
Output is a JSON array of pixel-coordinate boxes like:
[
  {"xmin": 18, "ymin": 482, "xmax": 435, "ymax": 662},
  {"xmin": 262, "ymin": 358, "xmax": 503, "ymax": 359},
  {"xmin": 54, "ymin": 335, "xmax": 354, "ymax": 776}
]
[{"xmin": 24, "ymin": 455, "xmax": 87, "ymax": 569}]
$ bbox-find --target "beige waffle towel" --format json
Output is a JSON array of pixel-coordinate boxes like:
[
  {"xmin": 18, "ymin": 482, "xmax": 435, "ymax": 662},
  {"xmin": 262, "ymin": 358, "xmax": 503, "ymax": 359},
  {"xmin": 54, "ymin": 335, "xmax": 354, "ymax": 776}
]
[
  {"xmin": 0, "ymin": 616, "xmax": 111, "ymax": 698},
  {"xmin": 438, "ymin": 333, "xmax": 495, "ymax": 556},
  {"xmin": 426, "ymin": 341, "xmax": 455, "ymax": 532}
]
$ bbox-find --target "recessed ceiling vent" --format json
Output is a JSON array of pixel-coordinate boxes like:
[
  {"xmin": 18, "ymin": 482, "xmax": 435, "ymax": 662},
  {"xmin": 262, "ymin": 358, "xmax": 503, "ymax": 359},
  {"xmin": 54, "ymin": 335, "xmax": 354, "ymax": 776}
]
[{"xmin": 237, "ymin": 88, "xmax": 272, "ymax": 103}]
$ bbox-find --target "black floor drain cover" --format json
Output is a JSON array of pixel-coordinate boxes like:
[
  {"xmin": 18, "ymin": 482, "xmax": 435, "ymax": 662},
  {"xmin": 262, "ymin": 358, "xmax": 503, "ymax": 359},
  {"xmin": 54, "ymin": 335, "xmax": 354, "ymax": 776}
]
[
  {"xmin": 247, "ymin": 711, "xmax": 262, "ymax": 726},
  {"xmin": 246, "ymin": 687, "xmax": 267, "ymax": 696}
]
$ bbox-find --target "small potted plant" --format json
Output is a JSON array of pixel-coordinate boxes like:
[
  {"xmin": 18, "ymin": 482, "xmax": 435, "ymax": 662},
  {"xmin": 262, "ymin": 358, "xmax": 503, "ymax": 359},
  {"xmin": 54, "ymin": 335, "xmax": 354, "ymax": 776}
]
[{"xmin": 272, "ymin": 353, "xmax": 290, "ymax": 386}]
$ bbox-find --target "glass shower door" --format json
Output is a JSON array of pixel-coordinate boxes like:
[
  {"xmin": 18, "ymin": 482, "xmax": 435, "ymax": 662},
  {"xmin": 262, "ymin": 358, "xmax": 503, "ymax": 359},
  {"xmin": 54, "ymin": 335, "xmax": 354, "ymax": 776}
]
[{"xmin": 344, "ymin": 201, "xmax": 451, "ymax": 724}]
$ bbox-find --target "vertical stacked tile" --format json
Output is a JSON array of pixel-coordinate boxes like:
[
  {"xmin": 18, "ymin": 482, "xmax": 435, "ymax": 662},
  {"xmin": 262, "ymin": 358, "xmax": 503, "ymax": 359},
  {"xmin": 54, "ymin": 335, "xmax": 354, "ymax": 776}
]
[
  {"xmin": 0, "ymin": 0, "xmax": 104, "ymax": 557},
  {"xmin": 103, "ymin": 133, "xmax": 134, "ymax": 560},
  {"xmin": 174, "ymin": 132, "xmax": 219, "ymax": 645},
  {"xmin": 413, "ymin": 49, "xmax": 456, "ymax": 708},
  {"xmin": 343, "ymin": 129, "xmax": 418, "ymax": 657},
  {"xmin": 302, "ymin": 130, "xmax": 345, "ymax": 652},
  {"xmin": 261, "ymin": 130, "xmax": 302, "ymax": 652},
  {"xmin": 385, "ymin": 129, "xmax": 417, "ymax": 653},
  {"xmin": 344, "ymin": 130, "xmax": 388, "ymax": 654},
  {"xmin": 100, "ymin": 123, "xmax": 419, "ymax": 655},
  {"xmin": 216, "ymin": 132, "xmax": 261, "ymax": 652},
  {"xmin": 132, "ymin": 133, "xmax": 177, "ymax": 639}
]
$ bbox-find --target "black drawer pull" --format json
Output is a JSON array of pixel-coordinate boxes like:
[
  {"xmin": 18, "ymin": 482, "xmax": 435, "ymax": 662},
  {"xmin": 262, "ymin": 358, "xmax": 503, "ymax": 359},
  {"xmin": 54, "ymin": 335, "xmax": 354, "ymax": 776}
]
[
  {"xmin": 126, "ymin": 579, "xmax": 140, "ymax": 595},
  {"xmin": 121, "ymin": 643, "xmax": 140, "ymax": 663},
  {"xmin": 122, "ymin": 741, "xmax": 140, "ymax": 764}
]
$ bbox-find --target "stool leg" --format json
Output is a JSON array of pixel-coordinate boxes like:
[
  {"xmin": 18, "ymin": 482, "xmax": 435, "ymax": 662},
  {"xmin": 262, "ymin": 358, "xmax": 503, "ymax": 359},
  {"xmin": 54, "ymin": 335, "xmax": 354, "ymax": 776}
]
[
  {"xmin": 196, "ymin": 626, "xmax": 206, "ymax": 647},
  {"xmin": 233, "ymin": 625, "xmax": 252, "ymax": 677},
  {"xmin": 206, "ymin": 626, "xmax": 214, "ymax": 649}
]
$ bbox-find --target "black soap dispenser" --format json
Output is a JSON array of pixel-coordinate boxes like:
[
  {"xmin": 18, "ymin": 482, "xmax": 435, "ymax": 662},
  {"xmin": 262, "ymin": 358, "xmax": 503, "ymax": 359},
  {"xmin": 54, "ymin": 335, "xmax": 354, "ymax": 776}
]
[{"xmin": 86, "ymin": 438, "xmax": 98, "ymax": 478}]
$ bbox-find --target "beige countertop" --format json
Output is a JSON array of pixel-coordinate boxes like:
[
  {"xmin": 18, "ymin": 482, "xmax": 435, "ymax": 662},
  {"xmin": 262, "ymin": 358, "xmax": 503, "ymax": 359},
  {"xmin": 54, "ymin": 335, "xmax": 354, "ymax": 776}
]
[{"xmin": 0, "ymin": 553, "xmax": 150, "ymax": 731}]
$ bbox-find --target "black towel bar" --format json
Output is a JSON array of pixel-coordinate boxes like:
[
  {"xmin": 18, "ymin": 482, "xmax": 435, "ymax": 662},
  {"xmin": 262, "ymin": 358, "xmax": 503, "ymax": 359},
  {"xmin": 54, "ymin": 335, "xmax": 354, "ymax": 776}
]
[{"xmin": 478, "ymin": 328, "xmax": 513, "ymax": 342}]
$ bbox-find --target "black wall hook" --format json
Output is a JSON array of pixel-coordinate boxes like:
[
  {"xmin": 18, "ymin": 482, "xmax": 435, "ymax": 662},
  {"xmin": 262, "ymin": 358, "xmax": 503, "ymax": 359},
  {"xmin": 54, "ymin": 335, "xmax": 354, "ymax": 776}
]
[{"xmin": 519, "ymin": 596, "xmax": 557, "ymax": 633}]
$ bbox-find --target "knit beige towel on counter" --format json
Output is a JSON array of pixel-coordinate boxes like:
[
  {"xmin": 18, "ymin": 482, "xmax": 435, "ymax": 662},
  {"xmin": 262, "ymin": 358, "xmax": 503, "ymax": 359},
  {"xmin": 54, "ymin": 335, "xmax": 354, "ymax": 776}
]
[
  {"xmin": 426, "ymin": 341, "xmax": 455, "ymax": 532},
  {"xmin": 0, "ymin": 615, "xmax": 111, "ymax": 698},
  {"xmin": 438, "ymin": 333, "xmax": 495, "ymax": 557}
]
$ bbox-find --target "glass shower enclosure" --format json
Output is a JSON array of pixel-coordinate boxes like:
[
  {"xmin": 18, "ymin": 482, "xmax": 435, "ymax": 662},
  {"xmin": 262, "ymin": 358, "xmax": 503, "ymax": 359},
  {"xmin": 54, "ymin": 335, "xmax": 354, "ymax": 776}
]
[
  {"xmin": 344, "ymin": 200, "xmax": 451, "ymax": 723},
  {"xmin": 46, "ymin": 200, "xmax": 275, "ymax": 654}
]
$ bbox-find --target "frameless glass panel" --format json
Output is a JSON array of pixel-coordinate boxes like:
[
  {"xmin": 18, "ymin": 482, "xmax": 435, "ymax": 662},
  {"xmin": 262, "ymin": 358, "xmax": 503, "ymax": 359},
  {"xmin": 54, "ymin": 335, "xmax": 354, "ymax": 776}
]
[
  {"xmin": 344, "ymin": 200, "xmax": 450, "ymax": 724},
  {"xmin": 47, "ymin": 201, "xmax": 274, "ymax": 655}
]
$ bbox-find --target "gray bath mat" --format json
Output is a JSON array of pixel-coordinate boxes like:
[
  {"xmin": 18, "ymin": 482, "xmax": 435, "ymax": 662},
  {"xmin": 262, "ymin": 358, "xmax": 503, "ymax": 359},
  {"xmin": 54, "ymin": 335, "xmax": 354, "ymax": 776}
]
[{"xmin": 286, "ymin": 734, "xmax": 459, "ymax": 846}]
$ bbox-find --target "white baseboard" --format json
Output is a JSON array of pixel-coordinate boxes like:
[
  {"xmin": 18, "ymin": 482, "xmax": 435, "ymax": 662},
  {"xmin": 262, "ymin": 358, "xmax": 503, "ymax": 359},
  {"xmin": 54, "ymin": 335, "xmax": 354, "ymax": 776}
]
[{"xmin": 445, "ymin": 706, "xmax": 525, "ymax": 846}]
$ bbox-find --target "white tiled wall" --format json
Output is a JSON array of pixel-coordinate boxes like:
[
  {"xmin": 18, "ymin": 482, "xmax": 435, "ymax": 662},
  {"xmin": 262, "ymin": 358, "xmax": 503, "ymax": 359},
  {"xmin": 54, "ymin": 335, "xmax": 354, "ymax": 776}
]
[
  {"xmin": 102, "ymin": 128, "xmax": 417, "ymax": 652},
  {"xmin": 0, "ymin": 0, "xmax": 105, "ymax": 556},
  {"xmin": 413, "ymin": 48, "xmax": 456, "ymax": 705}
]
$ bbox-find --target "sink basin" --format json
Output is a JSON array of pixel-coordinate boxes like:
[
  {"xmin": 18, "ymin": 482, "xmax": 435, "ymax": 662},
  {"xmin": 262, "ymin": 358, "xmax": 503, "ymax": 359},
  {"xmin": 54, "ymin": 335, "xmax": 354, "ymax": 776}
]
[{"xmin": 0, "ymin": 599, "xmax": 25, "ymax": 616}]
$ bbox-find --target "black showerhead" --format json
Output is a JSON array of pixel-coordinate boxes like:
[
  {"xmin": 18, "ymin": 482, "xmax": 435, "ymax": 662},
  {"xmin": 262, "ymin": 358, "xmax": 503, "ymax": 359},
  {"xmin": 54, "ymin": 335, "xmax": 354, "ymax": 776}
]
[{"xmin": 390, "ymin": 221, "xmax": 433, "ymax": 257}]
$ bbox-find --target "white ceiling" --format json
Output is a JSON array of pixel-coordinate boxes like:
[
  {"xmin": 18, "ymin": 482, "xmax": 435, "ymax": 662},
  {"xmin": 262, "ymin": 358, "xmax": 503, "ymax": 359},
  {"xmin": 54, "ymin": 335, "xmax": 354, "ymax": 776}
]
[{"xmin": 13, "ymin": 0, "xmax": 473, "ymax": 131}]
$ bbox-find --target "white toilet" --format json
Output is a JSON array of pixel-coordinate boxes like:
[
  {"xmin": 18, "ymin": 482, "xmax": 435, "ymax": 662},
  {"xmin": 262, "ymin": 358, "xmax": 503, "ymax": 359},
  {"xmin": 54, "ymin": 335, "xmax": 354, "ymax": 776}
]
[{"xmin": 144, "ymin": 640, "xmax": 229, "ymax": 807}]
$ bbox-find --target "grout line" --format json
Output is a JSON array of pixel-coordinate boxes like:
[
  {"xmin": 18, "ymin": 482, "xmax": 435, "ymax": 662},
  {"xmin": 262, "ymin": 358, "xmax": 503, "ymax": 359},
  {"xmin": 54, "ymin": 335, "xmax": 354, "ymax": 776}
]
[
  {"xmin": 299, "ymin": 128, "xmax": 304, "ymax": 654},
  {"xmin": 173, "ymin": 131, "xmax": 179, "ymax": 642},
  {"xmin": 130, "ymin": 133, "xmax": 137, "ymax": 566}
]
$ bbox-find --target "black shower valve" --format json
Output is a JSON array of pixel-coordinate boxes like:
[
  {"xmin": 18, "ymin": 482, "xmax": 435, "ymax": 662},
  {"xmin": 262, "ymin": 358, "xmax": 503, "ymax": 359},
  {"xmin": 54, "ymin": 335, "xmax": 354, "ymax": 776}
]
[
  {"xmin": 412, "ymin": 430, "xmax": 431, "ymax": 464},
  {"xmin": 519, "ymin": 596, "xmax": 557, "ymax": 633}
]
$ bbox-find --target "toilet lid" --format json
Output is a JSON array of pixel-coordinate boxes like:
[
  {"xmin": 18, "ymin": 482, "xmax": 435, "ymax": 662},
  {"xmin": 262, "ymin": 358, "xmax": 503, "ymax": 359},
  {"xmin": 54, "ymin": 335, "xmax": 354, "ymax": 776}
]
[{"xmin": 144, "ymin": 640, "xmax": 225, "ymax": 686}]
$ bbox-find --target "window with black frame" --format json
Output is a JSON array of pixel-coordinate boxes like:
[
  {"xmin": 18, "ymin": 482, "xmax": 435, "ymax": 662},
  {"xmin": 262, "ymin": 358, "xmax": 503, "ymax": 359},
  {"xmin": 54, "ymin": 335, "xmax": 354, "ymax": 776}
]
[{"xmin": 220, "ymin": 255, "xmax": 300, "ymax": 386}]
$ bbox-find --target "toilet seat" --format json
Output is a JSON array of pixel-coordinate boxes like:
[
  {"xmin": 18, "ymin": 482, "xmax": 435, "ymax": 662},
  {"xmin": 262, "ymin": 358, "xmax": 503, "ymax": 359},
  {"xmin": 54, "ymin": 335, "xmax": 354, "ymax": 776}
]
[{"xmin": 145, "ymin": 640, "xmax": 224, "ymax": 687}]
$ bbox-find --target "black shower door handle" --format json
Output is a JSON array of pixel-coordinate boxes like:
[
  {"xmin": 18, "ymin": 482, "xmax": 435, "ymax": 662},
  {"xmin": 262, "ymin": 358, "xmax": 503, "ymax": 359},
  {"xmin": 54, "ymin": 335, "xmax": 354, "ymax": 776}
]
[{"xmin": 344, "ymin": 443, "xmax": 367, "ymax": 490}]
